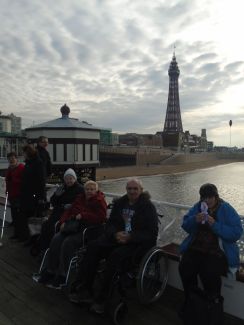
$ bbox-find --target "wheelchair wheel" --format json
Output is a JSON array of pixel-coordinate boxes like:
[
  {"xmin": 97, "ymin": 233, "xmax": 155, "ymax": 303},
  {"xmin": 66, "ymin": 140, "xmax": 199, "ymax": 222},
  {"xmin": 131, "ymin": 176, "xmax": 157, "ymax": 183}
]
[{"xmin": 137, "ymin": 247, "xmax": 168, "ymax": 304}]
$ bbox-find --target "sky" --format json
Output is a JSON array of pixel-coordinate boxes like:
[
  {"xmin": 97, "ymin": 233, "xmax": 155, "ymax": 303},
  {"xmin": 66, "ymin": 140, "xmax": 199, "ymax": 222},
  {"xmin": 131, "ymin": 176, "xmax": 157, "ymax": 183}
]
[{"xmin": 0, "ymin": 0, "xmax": 244, "ymax": 147}]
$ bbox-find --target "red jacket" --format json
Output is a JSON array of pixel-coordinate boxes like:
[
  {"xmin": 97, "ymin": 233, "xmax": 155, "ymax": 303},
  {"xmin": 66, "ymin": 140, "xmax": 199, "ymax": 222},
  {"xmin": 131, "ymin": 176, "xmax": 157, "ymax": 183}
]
[
  {"xmin": 60, "ymin": 191, "xmax": 107, "ymax": 225},
  {"xmin": 5, "ymin": 163, "xmax": 25, "ymax": 200}
]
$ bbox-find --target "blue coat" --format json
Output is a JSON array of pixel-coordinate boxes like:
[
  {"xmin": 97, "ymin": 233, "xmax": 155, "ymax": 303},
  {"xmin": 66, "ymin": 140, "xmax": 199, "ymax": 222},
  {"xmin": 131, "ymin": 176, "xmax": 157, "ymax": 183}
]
[{"xmin": 179, "ymin": 201, "xmax": 243, "ymax": 268}]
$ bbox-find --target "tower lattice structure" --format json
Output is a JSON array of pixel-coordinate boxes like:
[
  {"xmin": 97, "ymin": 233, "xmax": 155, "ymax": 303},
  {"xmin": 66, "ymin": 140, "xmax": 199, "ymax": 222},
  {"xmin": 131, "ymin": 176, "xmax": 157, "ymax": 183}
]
[
  {"xmin": 162, "ymin": 54, "xmax": 184, "ymax": 149},
  {"xmin": 163, "ymin": 53, "xmax": 183, "ymax": 133}
]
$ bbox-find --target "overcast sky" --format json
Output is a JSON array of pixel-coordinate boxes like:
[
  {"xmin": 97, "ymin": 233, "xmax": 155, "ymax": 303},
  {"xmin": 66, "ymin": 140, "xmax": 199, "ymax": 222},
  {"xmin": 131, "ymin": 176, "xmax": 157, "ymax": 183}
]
[{"xmin": 1, "ymin": 0, "xmax": 244, "ymax": 146}]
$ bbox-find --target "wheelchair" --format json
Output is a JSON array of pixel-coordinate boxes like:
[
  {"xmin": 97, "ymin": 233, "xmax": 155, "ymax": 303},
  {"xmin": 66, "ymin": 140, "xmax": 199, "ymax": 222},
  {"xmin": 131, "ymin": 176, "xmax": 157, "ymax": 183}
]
[
  {"xmin": 32, "ymin": 223, "xmax": 105, "ymax": 287},
  {"xmin": 98, "ymin": 209, "xmax": 172, "ymax": 324},
  {"xmin": 102, "ymin": 245, "xmax": 168, "ymax": 325}
]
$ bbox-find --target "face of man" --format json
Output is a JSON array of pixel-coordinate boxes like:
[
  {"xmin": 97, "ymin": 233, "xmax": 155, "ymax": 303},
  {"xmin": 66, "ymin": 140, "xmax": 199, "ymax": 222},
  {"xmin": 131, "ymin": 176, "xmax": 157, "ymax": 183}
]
[
  {"xmin": 39, "ymin": 138, "xmax": 48, "ymax": 148},
  {"xmin": 202, "ymin": 196, "xmax": 217, "ymax": 209},
  {"xmin": 126, "ymin": 180, "xmax": 142, "ymax": 203},
  {"xmin": 64, "ymin": 175, "xmax": 76, "ymax": 187},
  {"xmin": 8, "ymin": 156, "xmax": 18, "ymax": 167},
  {"xmin": 85, "ymin": 184, "xmax": 97, "ymax": 199}
]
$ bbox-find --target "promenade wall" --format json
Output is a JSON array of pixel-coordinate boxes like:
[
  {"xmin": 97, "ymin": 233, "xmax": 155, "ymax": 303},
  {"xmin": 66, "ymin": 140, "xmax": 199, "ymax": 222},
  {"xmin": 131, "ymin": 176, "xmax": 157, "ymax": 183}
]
[{"xmin": 161, "ymin": 152, "xmax": 244, "ymax": 165}]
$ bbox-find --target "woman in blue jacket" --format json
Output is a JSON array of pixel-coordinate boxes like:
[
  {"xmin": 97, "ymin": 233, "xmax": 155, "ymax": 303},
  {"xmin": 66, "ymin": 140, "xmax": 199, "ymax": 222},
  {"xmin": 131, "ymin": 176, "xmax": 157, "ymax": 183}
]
[{"xmin": 179, "ymin": 183, "xmax": 243, "ymax": 301}]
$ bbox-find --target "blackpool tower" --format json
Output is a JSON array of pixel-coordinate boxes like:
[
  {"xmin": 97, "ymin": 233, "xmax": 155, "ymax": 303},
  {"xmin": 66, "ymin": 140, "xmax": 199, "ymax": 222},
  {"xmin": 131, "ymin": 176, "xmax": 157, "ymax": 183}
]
[{"xmin": 162, "ymin": 53, "xmax": 184, "ymax": 149}]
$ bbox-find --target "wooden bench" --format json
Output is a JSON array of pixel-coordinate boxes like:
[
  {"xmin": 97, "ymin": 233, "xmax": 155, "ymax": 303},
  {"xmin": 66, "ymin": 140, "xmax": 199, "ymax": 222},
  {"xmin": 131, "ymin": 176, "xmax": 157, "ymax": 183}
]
[{"xmin": 161, "ymin": 242, "xmax": 244, "ymax": 283}]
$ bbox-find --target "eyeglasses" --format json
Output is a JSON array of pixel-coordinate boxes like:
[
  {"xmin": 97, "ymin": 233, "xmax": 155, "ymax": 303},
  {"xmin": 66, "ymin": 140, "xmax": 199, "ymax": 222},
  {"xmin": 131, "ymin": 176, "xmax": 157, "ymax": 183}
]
[{"xmin": 127, "ymin": 187, "xmax": 139, "ymax": 190}]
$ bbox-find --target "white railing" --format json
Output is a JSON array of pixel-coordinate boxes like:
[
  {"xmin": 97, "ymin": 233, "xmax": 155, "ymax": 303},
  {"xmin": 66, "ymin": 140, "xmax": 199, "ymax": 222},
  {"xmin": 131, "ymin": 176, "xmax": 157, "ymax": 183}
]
[{"xmin": 1, "ymin": 177, "xmax": 243, "ymax": 259}]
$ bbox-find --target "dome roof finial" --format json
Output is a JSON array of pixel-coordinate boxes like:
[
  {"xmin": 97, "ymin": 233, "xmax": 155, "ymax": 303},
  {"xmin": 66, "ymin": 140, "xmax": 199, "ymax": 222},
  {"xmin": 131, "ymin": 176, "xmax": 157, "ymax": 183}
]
[{"xmin": 60, "ymin": 103, "xmax": 70, "ymax": 118}]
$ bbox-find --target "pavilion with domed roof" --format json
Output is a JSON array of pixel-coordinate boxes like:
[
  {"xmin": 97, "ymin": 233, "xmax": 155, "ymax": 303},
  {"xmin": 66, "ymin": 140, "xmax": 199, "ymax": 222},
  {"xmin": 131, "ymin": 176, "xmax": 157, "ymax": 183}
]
[{"xmin": 25, "ymin": 104, "xmax": 100, "ymax": 182}]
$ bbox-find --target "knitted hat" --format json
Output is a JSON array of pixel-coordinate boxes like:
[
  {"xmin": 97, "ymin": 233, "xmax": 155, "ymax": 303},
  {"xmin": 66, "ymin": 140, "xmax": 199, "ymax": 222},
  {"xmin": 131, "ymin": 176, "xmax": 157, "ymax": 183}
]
[{"xmin": 63, "ymin": 168, "xmax": 77, "ymax": 181}]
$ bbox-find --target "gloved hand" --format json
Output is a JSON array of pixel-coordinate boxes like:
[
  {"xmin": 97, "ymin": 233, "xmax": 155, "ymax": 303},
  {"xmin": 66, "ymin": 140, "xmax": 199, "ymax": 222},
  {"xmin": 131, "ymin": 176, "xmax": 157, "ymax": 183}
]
[{"xmin": 55, "ymin": 185, "xmax": 65, "ymax": 197}]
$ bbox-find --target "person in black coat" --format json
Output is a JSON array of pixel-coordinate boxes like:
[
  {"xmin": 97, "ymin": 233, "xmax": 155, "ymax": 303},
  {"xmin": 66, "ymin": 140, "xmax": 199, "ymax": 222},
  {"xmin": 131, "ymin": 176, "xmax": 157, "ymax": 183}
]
[
  {"xmin": 69, "ymin": 178, "xmax": 158, "ymax": 313},
  {"xmin": 18, "ymin": 145, "xmax": 46, "ymax": 242},
  {"xmin": 36, "ymin": 136, "xmax": 52, "ymax": 179},
  {"xmin": 38, "ymin": 168, "xmax": 84, "ymax": 252}
]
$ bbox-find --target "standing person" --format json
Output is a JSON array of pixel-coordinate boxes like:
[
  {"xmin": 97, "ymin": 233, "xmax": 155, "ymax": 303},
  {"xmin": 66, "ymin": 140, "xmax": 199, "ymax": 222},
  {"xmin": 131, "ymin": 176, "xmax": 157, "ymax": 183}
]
[
  {"xmin": 5, "ymin": 152, "xmax": 25, "ymax": 239},
  {"xmin": 179, "ymin": 183, "xmax": 243, "ymax": 322},
  {"xmin": 69, "ymin": 178, "xmax": 158, "ymax": 314},
  {"xmin": 18, "ymin": 145, "xmax": 46, "ymax": 242},
  {"xmin": 36, "ymin": 136, "xmax": 52, "ymax": 179}
]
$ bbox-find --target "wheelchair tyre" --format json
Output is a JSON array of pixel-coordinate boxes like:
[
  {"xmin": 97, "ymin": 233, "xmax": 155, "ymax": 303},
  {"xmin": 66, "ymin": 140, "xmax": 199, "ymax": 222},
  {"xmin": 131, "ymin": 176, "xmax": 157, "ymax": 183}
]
[{"xmin": 137, "ymin": 247, "xmax": 168, "ymax": 304}]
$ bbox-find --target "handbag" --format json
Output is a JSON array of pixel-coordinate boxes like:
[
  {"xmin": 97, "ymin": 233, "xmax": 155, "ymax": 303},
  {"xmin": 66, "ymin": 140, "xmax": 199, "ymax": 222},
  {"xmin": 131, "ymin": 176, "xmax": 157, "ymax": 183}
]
[{"xmin": 61, "ymin": 219, "xmax": 81, "ymax": 234}]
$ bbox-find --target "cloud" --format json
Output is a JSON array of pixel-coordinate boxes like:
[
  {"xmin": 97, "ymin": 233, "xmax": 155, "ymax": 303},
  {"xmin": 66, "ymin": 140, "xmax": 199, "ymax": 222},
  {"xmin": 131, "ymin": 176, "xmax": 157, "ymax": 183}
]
[{"xmin": 0, "ymin": 0, "xmax": 244, "ymax": 147}]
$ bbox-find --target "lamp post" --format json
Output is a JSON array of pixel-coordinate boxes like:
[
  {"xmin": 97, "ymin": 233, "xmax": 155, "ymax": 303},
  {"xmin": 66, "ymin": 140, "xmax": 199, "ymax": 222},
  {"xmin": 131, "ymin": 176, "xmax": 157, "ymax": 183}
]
[{"xmin": 229, "ymin": 120, "xmax": 232, "ymax": 148}]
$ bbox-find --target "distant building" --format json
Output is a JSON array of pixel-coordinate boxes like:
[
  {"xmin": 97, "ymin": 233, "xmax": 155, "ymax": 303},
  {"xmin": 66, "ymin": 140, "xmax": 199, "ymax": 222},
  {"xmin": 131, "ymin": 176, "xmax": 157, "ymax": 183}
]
[
  {"xmin": 25, "ymin": 104, "xmax": 101, "ymax": 182},
  {"xmin": 0, "ymin": 112, "xmax": 22, "ymax": 135},
  {"xmin": 0, "ymin": 113, "xmax": 11, "ymax": 133},
  {"xmin": 0, "ymin": 112, "xmax": 25, "ymax": 160},
  {"xmin": 207, "ymin": 141, "xmax": 214, "ymax": 151},
  {"xmin": 100, "ymin": 128, "xmax": 112, "ymax": 146},
  {"xmin": 9, "ymin": 113, "xmax": 22, "ymax": 135},
  {"xmin": 112, "ymin": 133, "xmax": 119, "ymax": 145},
  {"xmin": 199, "ymin": 129, "xmax": 208, "ymax": 151},
  {"xmin": 119, "ymin": 133, "xmax": 162, "ymax": 147}
]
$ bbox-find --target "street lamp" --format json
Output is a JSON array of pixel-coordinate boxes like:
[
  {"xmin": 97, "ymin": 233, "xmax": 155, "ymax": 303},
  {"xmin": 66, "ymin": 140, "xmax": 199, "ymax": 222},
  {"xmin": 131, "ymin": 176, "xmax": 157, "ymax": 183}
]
[{"xmin": 229, "ymin": 120, "xmax": 232, "ymax": 148}]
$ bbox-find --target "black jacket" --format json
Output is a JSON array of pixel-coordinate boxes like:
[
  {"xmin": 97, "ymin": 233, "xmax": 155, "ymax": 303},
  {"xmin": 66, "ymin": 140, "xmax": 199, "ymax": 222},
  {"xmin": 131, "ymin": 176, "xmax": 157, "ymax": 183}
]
[
  {"xmin": 20, "ymin": 155, "xmax": 46, "ymax": 210},
  {"xmin": 50, "ymin": 182, "xmax": 84, "ymax": 221},
  {"xmin": 36, "ymin": 145, "xmax": 52, "ymax": 178},
  {"xmin": 105, "ymin": 192, "xmax": 158, "ymax": 247}
]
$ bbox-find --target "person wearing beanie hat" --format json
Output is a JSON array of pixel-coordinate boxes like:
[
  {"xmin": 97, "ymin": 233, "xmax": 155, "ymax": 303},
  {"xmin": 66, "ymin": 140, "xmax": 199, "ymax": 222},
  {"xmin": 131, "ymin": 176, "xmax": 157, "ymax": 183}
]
[
  {"xmin": 34, "ymin": 169, "xmax": 83, "ymax": 255},
  {"xmin": 64, "ymin": 168, "xmax": 77, "ymax": 181},
  {"xmin": 178, "ymin": 183, "xmax": 243, "ymax": 322}
]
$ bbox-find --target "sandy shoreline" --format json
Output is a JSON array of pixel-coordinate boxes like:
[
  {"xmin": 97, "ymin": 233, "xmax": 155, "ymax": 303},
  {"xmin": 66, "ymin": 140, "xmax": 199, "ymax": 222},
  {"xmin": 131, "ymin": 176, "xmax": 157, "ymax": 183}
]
[{"xmin": 96, "ymin": 159, "xmax": 238, "ymax": 181}]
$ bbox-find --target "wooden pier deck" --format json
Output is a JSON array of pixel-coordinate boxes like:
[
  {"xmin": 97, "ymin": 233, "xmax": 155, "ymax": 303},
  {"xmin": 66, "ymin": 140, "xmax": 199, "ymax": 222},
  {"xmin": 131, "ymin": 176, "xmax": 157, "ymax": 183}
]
[{"xmin": 0, "ymin": 226, "xmax": 242, "ymax": 325}]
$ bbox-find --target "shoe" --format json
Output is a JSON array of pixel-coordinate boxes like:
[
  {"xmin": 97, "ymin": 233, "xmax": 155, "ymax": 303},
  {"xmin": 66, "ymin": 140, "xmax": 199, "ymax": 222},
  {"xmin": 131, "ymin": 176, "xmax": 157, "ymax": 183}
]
[
  {"xmin": 68, "ymin": 289, "xmax": 93, "ymax": 304},
  {"xmin": 46, "ymin": 275, "xmax": 66, "ymax": 290},
  {"xmin": 90, "ymin": 302, "xmax": 105, "ymax": 314},
  {"xmin": 32, "ymin": 271, "xmax": 54, "ymax": 284}
]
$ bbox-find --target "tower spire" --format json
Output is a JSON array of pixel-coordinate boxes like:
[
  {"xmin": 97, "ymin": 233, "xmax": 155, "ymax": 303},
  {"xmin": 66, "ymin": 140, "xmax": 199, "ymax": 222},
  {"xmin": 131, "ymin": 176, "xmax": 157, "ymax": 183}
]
[{"xmin": 162, "ymin": 53, "xmax": 184, "ymax": 149}]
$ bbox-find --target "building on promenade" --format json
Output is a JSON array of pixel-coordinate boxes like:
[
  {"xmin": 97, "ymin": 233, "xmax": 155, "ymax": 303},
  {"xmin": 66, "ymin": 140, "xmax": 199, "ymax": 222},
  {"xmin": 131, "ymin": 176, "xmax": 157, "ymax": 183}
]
[
  {"xmin": 25, "ymin": 104, "xmax": 100, "ymax": 183},
  {"xmin": 0, "ymin": 112, "xmax": 25, "ymax": 161},
  {"xmin": 119, "ymin": 133, "xmax": 162, "ymax": 147},
  {"xmin": 100, "ymin": 128, "xmax": 112, "ymax": 146},
  {"xmin": 162, "ymin": 53, "xmax": 184, "ymax": 150}
]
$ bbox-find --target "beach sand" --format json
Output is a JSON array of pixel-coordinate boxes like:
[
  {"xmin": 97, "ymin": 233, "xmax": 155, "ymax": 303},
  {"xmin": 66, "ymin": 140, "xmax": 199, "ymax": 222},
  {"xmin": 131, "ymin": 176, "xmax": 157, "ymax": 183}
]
[{"xmin": 96, "ymin": 159, "xmax": 238, "ymax": 180}]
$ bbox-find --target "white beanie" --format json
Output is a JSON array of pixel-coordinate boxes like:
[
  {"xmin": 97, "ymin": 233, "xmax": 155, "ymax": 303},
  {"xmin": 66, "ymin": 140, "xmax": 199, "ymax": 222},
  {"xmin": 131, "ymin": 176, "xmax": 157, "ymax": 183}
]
[{"xmin": 64, "ymin": 168, "xmax": 77, "ymax": 181}]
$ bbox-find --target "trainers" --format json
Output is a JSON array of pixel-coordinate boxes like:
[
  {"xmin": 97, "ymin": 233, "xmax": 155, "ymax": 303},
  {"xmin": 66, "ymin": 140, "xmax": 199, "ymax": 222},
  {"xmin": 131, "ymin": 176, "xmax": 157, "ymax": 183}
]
[
  {"xmin": 90, "ymin": 302, "xmax": 105, "ymax": 314},
  {"xmin": 68, "ymin": 289, "xmax": 93, "ymax": 304},
  {"xmin": 46, "ymin": 275, "xmax": 66, "ymax": 290}
]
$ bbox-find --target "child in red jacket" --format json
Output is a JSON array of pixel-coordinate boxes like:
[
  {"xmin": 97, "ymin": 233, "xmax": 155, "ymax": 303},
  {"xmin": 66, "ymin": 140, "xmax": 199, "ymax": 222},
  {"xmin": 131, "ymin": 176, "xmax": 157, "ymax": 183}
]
[{"xmin": 5, "ymin": 152, "xmax": 25, "ymax": 239}]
